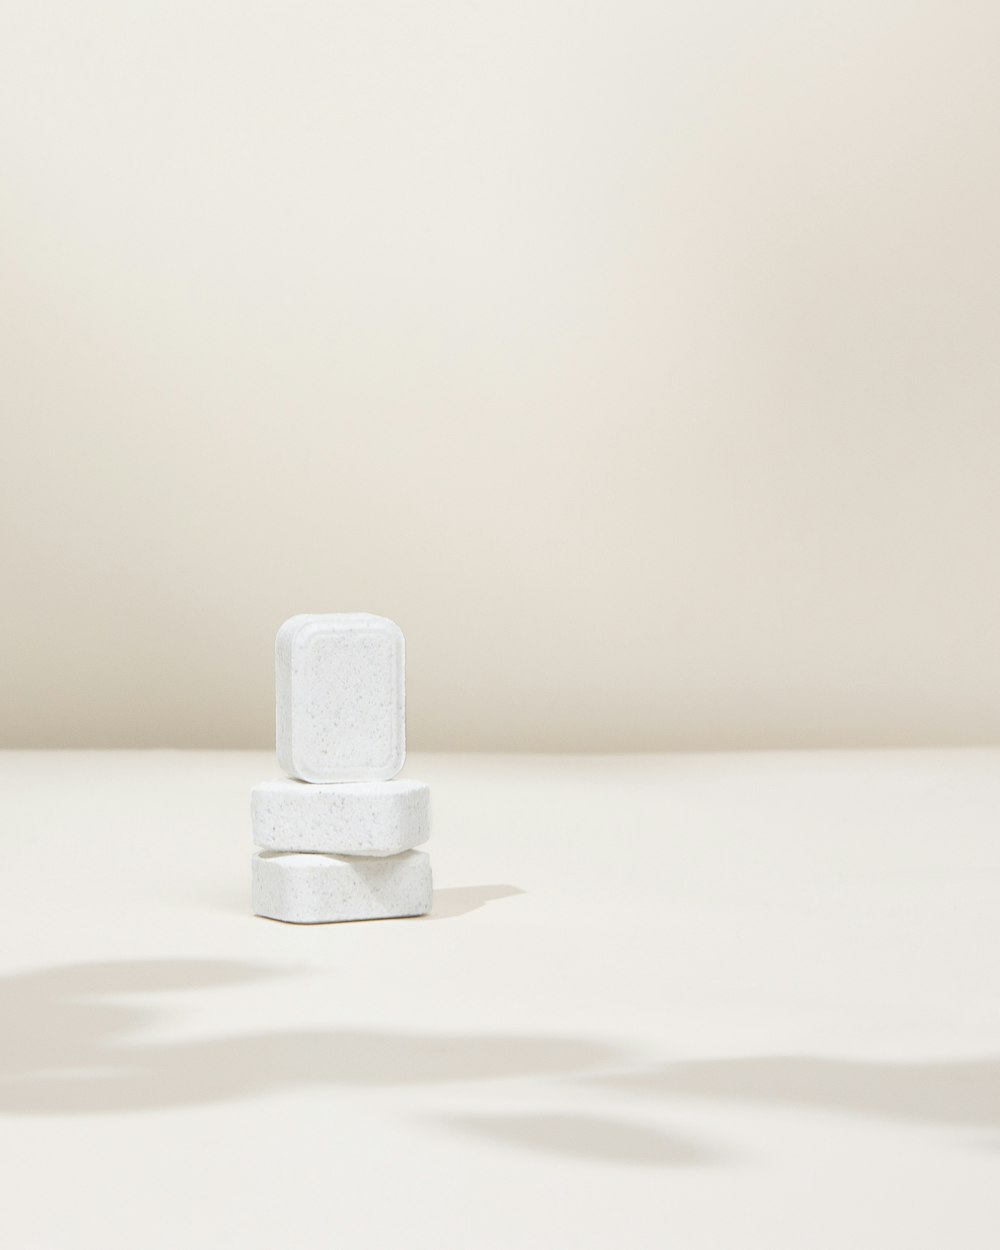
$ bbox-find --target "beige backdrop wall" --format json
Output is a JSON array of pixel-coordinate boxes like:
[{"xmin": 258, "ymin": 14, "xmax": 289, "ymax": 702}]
[{"xmin": 2, "ymin": 2, "xmax": 998, "ymax": 750}]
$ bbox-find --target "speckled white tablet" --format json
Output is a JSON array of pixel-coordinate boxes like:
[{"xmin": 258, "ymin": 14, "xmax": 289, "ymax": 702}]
[
  {"xmin": 251, "ymin": 778, "xmax": 430, "ymax": 855},
  {"xmin": 276, "ymin": 613, "xmax": 405, "ymax": 783},
  {"xmin": 252, "ymin": 848, "xmax": 432, "ymax": 924}
]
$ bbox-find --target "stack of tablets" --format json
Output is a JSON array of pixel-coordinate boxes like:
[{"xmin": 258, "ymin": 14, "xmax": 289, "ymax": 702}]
[{"xmin": 251, "ymin": 613, "xmax": 432, "ymax": 924}]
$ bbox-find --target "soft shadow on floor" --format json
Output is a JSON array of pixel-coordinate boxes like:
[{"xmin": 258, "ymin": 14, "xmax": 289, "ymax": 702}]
[
  {"xmin": 597, "ymin": 1056, "xmax": 1000, "ymax": 1128},
  {"xmin": 0, "ymin": 960, "xmax": 607, "ymax": 1117},
  {"xmin": 0, "ymin": 960, "xmax": 721, "ymax": 1166},
  {"xmin": 439, "ymin": 1112, "xmax": 720, "ymax": 1166},
  {"xmin": 428, "ymin": 884, "xmax": 524, "ymax": 919}
]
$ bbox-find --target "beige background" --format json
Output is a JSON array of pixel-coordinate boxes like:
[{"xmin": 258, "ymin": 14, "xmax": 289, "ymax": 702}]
[{"xmin": 1, "ymin": 2, "xmax": 998, "ymax": 750}]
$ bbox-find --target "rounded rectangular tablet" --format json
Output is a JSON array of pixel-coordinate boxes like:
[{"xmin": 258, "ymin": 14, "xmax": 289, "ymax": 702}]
[
  {"xmin": 276, "ymin": 613, "xmax": 405, "ymax": 782},
  {"xmin": 251, "ymin": 778, "xmax": 430, "ymax": 855},
  {"xmin": 252, "ymin": 848, "xmax": 432, "ymax": 924}
]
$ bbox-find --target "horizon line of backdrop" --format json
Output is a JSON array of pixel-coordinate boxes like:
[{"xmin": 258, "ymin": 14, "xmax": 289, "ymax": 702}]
[{"xmin": 2, "ymin": 1, "xmax": 999, "ymax": 752}]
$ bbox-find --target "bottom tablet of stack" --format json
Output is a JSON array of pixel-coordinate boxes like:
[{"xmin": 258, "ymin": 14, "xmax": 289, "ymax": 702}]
[{"xmin": 250, "ymin": 778, "xmax": 432, "ymax": 924}]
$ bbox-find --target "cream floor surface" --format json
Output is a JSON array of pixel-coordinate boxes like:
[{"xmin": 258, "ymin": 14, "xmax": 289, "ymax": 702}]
[{"xmin": 1, "ymin": 750, "xmax": 998, "ymax": 1248}]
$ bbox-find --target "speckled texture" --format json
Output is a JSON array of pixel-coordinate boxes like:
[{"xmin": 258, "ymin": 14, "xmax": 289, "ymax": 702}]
[
  {"xmin": 276, "ymin": 613, "xmax": 405, "ymax": 783},
  {"xmin": 252, "ymin": 848, "xmax": 432, "ymax": 924},
  {"xmin": 251, "ymin": 777, "xmax": 430, "ymax": 855}
]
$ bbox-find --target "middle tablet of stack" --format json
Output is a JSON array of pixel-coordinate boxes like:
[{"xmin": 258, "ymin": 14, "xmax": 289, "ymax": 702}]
[{"xmin": 251, "ymin": 613, "xmax": 432, "ymax": 924}]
